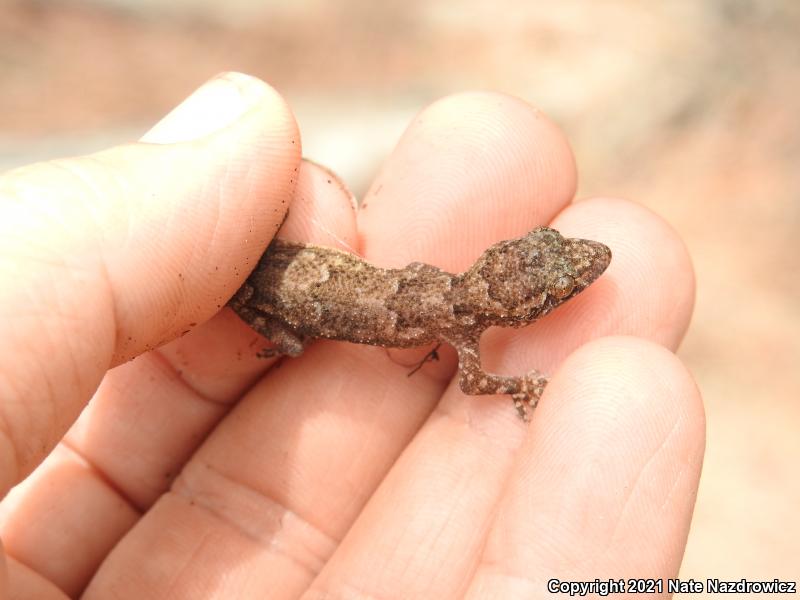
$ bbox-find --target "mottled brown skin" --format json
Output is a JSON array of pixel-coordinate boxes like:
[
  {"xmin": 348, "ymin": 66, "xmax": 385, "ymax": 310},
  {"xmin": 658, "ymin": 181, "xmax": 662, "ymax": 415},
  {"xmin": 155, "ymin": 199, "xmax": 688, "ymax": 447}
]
[{"xmin": 228, "ymin": 227, "xmax": 611, "ymax": 420}]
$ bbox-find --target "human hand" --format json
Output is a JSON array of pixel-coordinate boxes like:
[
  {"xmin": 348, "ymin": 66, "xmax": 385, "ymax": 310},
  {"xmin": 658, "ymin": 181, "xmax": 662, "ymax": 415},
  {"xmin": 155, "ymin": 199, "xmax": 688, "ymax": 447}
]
[{"xmin": 0, "ymin": 74, "xmax": 703, "ymax": 599}]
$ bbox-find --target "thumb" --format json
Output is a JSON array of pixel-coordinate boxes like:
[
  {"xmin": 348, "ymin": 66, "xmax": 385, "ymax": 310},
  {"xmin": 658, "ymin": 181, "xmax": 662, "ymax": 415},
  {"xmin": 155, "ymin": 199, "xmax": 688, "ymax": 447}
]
[{"xmin": 0, "ymin": 72, "xmax": 300, "ymax": 493}]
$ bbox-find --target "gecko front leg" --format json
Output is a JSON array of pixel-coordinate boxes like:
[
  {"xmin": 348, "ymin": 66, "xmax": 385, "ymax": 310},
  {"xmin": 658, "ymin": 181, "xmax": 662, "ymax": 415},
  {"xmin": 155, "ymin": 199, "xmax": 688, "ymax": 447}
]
[{"xmin": 448, "ymin": 334, "xmax": 548, "ymax": 421}]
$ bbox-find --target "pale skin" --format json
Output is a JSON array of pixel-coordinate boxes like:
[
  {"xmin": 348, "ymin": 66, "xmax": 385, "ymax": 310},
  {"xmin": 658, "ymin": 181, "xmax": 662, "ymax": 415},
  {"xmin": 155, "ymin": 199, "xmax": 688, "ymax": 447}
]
[{"xmin": 0, "ymin": 74, "xmax": 703, "ymax": 599}]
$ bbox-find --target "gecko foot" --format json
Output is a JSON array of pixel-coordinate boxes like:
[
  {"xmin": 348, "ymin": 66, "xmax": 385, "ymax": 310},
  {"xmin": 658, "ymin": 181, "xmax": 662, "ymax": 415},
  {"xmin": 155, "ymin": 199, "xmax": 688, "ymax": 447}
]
[
  {"xmin": 511, "ymin": 370, "xmax": 549, "ymax": 421},
  {"xmin": 407, "ymin": 343, "xmax": 442, "ymax": 377}
]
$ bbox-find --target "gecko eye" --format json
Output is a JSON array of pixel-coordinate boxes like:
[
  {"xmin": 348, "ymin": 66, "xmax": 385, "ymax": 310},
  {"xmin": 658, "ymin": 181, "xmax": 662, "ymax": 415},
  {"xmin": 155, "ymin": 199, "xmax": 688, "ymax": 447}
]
[{"xmin": 551, "ymin": 276, "xmax": 575, "ymax": 299}]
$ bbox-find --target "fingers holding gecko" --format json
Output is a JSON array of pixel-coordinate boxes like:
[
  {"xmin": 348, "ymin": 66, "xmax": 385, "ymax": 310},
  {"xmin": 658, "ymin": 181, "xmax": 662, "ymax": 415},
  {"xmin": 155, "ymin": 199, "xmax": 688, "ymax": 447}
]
[
  {"xmin": 77, "ymin": 93, "xmax": 587, "ymax": 597},
  {"xmin": 50, "ymin": 94, "xmax": 551, "ymax": 597},
  {"xmin": 71, "ymin": 88, "xmax": 692, "ymax": 600},
  {"xmin": 0, "ymin": 159, "xmax": 357, "ymax": 598},
  {"xmin": 301, "ymin": 94, "xmax": 700, "ymax": 594}
]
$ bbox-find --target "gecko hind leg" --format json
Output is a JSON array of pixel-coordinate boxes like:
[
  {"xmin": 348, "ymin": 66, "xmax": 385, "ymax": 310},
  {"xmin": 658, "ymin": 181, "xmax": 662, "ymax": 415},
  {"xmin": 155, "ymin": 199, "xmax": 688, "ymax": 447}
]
[{"xmin": 232, "ymin": 306, "xmax": 308, "ymax": 358}]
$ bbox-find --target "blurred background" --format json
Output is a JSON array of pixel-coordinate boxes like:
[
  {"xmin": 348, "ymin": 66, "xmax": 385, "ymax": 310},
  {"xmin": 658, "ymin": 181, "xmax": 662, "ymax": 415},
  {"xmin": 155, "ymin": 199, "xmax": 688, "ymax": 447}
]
[{"xmin": 2, "ymin": 0, "xmax": 798, "ymax": 588}]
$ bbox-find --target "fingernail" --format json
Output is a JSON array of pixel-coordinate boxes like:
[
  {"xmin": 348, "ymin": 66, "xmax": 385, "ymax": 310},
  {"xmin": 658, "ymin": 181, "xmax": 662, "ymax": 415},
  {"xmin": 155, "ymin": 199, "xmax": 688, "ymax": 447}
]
[{"xmin": 141, "ymin": 72, "xmax": 270, "ymax": 144}]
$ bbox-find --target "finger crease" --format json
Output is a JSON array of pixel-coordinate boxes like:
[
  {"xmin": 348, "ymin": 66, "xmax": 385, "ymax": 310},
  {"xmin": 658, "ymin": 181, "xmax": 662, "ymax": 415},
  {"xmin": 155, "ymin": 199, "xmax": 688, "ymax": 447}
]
[
  {"xmin": 172, "ymin": 460, "xmax": 338, "ymax": 578},
  {"xmin": 59, "ymin": 438, "xmax": 141, "ymax": 516}
]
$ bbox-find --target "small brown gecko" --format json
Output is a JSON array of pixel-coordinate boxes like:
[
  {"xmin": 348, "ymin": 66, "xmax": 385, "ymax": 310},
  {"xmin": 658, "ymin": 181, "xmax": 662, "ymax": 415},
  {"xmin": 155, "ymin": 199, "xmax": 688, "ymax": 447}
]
[{"xmin": 228, "ymin": 226, "xmax": 611, "ymax": 420}]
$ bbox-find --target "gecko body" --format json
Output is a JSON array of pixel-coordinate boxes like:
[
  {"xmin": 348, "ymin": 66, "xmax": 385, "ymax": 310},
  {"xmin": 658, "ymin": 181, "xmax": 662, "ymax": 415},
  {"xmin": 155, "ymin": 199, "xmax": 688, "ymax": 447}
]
[{"xmin": 228, "ymin": 227, "xmax": 611, "ymax": 419}]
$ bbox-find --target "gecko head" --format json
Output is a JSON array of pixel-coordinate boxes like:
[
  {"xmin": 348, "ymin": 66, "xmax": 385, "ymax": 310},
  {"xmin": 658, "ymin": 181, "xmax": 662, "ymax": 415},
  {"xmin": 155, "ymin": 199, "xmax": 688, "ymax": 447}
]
[{"xmin": 464, "ymin": 227, "xmax": 611, "ymax": 324}]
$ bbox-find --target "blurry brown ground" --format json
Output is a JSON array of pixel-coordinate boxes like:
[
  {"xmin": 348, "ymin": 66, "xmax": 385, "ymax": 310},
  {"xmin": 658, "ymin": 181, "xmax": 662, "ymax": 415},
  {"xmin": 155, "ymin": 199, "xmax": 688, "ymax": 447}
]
[{"xmin": 2, "ymin": 0, "xmax": 798, "ymax": 587}]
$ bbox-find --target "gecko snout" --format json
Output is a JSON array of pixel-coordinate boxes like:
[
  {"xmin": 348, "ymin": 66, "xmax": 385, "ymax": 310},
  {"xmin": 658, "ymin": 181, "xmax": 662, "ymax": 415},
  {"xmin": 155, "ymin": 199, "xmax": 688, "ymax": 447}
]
[{"xmin": 569, "ymin": 238, "xmax": 612, "ymax": 290}]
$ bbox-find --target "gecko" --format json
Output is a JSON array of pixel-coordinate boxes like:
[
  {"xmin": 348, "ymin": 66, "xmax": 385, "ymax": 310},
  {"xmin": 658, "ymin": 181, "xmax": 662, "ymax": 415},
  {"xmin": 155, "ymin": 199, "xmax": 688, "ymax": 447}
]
[{"xmin": 228, "ymin": 226, "xmax": 611, "ymax": 420}]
